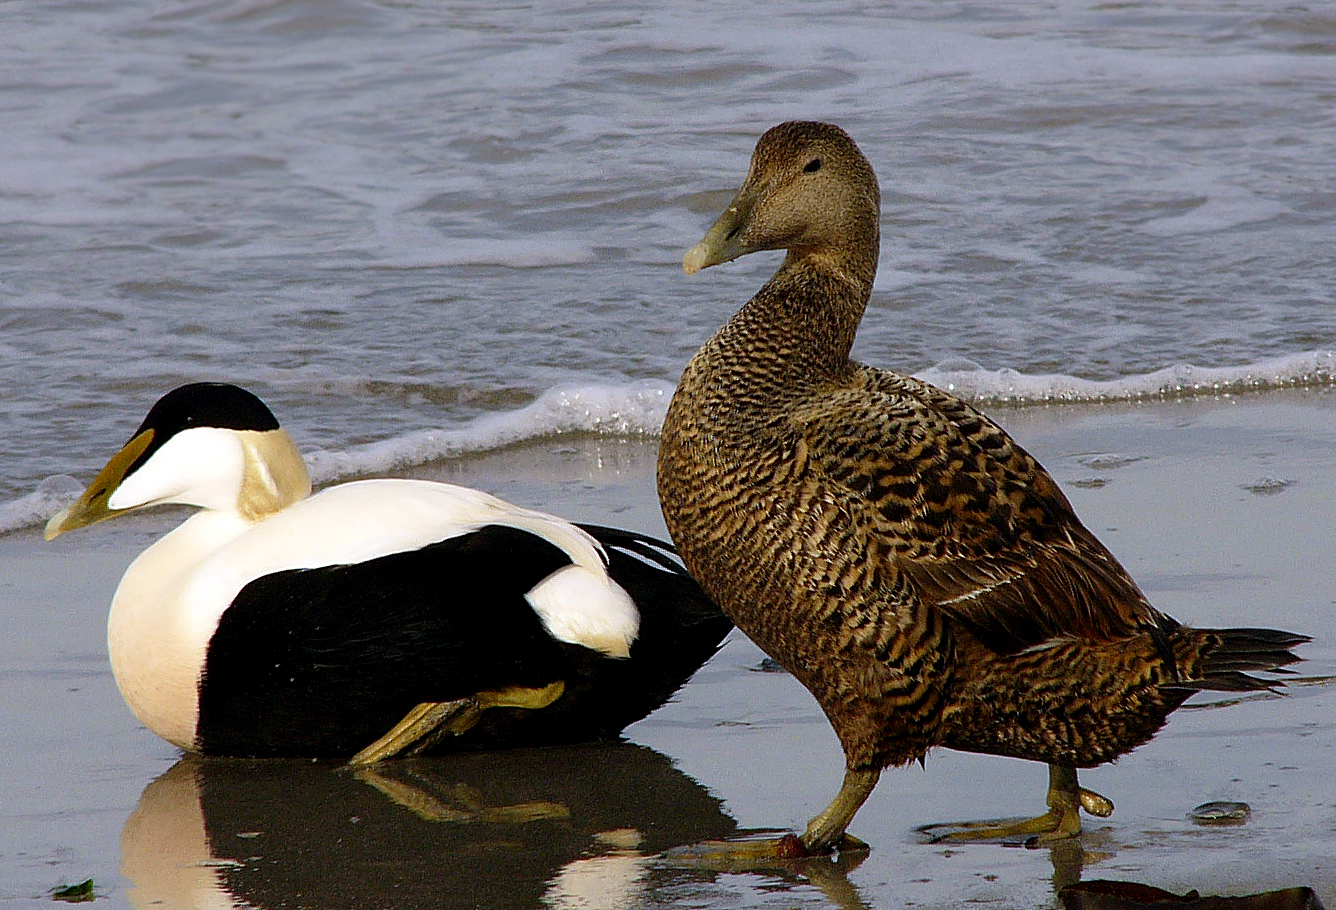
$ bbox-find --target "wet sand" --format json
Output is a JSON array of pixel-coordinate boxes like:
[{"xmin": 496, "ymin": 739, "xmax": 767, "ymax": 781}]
[{"xmin": 2, "ymin": 391, "xmax": 1333, "ymax": 909}]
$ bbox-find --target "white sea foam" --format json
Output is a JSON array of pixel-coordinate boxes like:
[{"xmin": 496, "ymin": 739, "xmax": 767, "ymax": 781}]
[
  {"xmin": 9, "ymin": 383, "xmax": 674, "ymax": 536},
  {"xmin": 14, "ymin": 353, "xmax": 1336, "ymax": 537},
  {"xmin": 918, "ymin": 350, "xmax": 1336, "ymax": 406},
  {"xmin": 0, "ymin": 475, "xmax": 85, "ymax": 538},
  {"xmin": 303, "ymin": 381, "xmax": 675, "ymax": 484}
]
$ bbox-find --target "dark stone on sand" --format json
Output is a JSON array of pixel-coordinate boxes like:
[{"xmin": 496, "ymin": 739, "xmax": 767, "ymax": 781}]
[
  {"xmin": 1189, "ymin": 800, "xmax": 1252, "ymax": 826},
  {"xmin": 1060, "ymin": 880, "xmax": 1324, "ymax": 910}
]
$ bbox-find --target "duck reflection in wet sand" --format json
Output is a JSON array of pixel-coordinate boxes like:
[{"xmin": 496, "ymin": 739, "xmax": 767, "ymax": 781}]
[
  {"xmin": 119, "ymin": 746, "xmax": 1326, "ymax": 910},
  {"xmin": 121, "ymin": 743, "xmax": 738, "ymax": 910},
  {"xmin": 1060, "ymin": 880, "xmax": 1325, "ymax": 910}
]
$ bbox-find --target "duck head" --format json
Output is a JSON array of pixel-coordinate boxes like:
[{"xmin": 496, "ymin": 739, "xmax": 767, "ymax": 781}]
[{"xmin": 46, "ymin": 383, "xmax": 311, "ymax": 539}]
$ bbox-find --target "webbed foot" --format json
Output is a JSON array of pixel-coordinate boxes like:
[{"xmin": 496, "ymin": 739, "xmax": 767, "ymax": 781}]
[
  {"xmin": 663, "ymin": 831, "xmax": 869, "ymax": 871},
  {"xmin": 918, "ymin": 765, "xmax": 1112, "ymax": 846},
  {"xmin": 663, "ymin": 768, "xmax": 879, "ymax": 870},
  {"xmin": 346, "ymin": 681, "xmax": 565, "ymax": 766}
]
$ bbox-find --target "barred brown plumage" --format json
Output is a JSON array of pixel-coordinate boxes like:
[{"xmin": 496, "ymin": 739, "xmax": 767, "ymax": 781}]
[{"xmin": 657, "ymin": 121, "xmax": 1308, "ymax": 861}]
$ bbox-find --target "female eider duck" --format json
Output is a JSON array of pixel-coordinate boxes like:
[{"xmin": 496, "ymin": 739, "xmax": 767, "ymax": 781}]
[
  {"xmin": 47, "ymin": 382, "xmax": 730, "ymax": 761},
  {"xmin": 658, "ymin": 121, "xmax": 1307, "ymax": 858}
]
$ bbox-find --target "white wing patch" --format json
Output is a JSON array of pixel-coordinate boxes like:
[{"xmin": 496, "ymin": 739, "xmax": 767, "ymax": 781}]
[
  {"xmin": 193, "ymin": 479, "xmax": 605, "ymax": 586},
  {"xmin": 180, "ymin": 478, "xmax": 631, "ymax": 660},
  {"xmin": 525, "ymin": 565, "xmax": 639, "ymax": 659}
]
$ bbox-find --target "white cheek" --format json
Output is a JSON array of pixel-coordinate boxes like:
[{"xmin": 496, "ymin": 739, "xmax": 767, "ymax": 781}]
[{"xmin": 109, "ymin": 428, "xmax": 245, "ymax": 512}]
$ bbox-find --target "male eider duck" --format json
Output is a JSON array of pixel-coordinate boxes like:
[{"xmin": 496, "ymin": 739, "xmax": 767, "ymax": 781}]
[
  {"xmin": 658, "ymin": 121, "xmax": 1307, "ymax": 858},
  {"xmin": 48, "ymin": 382, "xmax": 730, "ymax": 761}
]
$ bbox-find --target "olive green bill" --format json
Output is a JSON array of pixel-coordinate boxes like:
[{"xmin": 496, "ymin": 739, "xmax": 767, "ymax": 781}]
[
  {"xmin": 683, "ymin": 181, "xmax": 760, "ymax": 275},
  {"xmin": 45, "ymin": 429, "xmax": 154, "ymax": 541}
]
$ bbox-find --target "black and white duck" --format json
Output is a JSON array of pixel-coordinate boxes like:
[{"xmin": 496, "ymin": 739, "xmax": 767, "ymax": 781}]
[{"xmin": 48, "ymin": 382, "xmax": 730, "ymax": 761}]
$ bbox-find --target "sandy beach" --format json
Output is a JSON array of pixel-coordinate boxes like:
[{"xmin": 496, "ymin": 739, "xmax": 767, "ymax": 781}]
[{"xmin": 3, "ymin": 390, "xmax": 1333, "ymax": 909}]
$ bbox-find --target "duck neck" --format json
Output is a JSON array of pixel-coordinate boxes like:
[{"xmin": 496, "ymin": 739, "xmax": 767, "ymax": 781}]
[
  {"xmin": 712, "ymin": 246, "xmax": 876, "ymax": 381},
  {"xmin": 236, "ymin": 429, "xmax": 312, "ymax": 521}
]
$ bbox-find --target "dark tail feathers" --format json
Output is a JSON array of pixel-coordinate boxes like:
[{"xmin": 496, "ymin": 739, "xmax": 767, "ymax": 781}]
[{"xmin": 1168, "ymin": 627, "xmax": 1310, "ymax": 693}]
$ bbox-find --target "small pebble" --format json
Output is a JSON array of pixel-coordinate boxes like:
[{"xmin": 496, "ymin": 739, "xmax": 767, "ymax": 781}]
[
  {"xmin": 1078, "ymin": 453, "xmax": 1145, "ymax": 470},
  {"xmin": 1243, "ymin": 477, "xmax": 1292, "ymax": 496},
  {"xmin": 1189, "ymin": 800, "xmax": 1251, "ymax": 826}
]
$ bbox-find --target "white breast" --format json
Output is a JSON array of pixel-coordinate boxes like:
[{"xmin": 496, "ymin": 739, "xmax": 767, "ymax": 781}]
[{"xmin": 109, "ymin": 510, "xmax": 252, "ymax": 750}]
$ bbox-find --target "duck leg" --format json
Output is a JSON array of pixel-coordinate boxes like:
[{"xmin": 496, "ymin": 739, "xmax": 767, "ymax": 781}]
[
  {"xmin": 801, "ymin": 768, "xmax": 881, "ymax": 853},
  {"xmin": 666, "ymin": 768, "xmax": 880, "ymax": 866},
  {"xmin": 925, "ymin": 764, "xmax": 1113, "ymax": 844},
  {"xmin": 346, "ymin": 681, "xmax": 565, "ymax": 767}
]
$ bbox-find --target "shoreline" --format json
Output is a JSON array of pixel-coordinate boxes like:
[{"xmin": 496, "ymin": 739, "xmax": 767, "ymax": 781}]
[{"xmin": 2, "ymin": 389, "xmax": 1333, "ymax": 908}]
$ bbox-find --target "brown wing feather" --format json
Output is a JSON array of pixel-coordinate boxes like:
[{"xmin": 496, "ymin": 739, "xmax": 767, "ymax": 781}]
[{"xmin": 790, "ymin": 364, "xmax": 1173, "ymax": 655}]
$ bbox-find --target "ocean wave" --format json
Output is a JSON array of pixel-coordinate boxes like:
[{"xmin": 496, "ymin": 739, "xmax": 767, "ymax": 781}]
[
  {"xmin": 379, "ymin": 237, "xmax": 598, "ymax": 270},
  {"xmin": 222, "ymin": 348, "xmax": 1336, "ymax": 486},
  {"xmin": 8, "ymin": 353, "xmax": 1335, "ymax": 536},
  {"xmin": 2, "ymin": 383, "xmax": 674, "ymax": 536},
  {"xmin": 304, "ymin": 381, "xmax": 674, "ymax": 484},
  {"xmin": 0, "ymin": 474, "xmax": 86, "ymax": 539},
  {"xmin": 918, "ymin": 350, "xmax": 1336, "ymax": 406}
]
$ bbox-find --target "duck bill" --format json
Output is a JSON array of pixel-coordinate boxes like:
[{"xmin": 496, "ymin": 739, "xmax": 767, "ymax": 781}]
[
  {"xmin": 683, "ymin": 184, "xmax": 759, "ymax": 275},
  {"xmin": 45, "ymin": 429, "xmax": 154, "ymax": 540}
]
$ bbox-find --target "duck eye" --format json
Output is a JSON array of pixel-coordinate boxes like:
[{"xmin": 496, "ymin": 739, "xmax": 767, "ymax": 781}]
[{"xmin": 803, "ymin": 158, "xmax": 823, "ymax": 173}]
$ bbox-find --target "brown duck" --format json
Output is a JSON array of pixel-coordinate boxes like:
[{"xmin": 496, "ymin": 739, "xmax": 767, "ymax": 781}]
[{"xmin": 658, "ymin": 120, "xmax": 1307, "ymax": 859}]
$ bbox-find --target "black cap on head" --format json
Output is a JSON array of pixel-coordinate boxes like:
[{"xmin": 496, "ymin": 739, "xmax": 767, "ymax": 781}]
[
  {"xmin": 134, "ymin": 383, "xmax": 281, "ymax": 441},
  {"xmin": 119, "ymin": 383, "xmax": 280, "ymax": 478}
]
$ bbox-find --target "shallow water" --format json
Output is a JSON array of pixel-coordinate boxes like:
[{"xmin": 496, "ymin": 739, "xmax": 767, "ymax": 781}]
[
  {"xmin": 3, "ymin": 0, "xmax": 1336, "ymax": 525},
  {"xmin": 4, "ymin": 395, "xmax": 1335, "ymax": 908}
]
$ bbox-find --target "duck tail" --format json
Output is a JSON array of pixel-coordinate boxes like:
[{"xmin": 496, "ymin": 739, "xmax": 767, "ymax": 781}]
[{"xmin": 1166, "ymin": 627, "xmax": 1310, "ymax": 693}]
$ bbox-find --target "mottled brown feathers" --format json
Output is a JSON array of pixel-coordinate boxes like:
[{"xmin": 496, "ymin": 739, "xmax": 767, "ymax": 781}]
[
  {"xmin": 792, "ymin": 365, "xmax": 1175, "ymax": 656},
  {"xmin": 659, "ymin": 121, "xmax": 1306, "ymax": 773}
]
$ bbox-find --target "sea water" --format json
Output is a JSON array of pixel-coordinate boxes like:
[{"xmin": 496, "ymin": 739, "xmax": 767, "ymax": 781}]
[{"xmin": 3, "ymin": 0, "xmax": 1335, "ymax": 531}]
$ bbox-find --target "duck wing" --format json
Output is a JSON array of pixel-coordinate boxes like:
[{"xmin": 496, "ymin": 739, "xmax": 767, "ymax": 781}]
[{"xmin": 789, "ymin": 364, "xmax": 1174, "ymax": 655}]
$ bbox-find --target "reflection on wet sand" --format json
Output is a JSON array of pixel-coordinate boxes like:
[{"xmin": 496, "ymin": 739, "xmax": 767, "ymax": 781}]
[
  {"xmin": 119, "ymin": 740, "xmax": 1326, "ymax": 910},
  {"xmin": 121, "ymin": 742, "xmax": 739, "ymax": 910}
]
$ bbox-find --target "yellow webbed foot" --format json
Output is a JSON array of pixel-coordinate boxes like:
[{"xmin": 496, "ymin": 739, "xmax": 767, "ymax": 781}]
[
  {"xmin": 346, "ymin": 681, "xmax": 566, "ymax": 766},
  {"xmin": 918, "ymin": 764, "xmax": 1112, "ymax": 846},
  {"xmin": 663, "ymin": 768, "xmax": 879, "ymax": 871}
]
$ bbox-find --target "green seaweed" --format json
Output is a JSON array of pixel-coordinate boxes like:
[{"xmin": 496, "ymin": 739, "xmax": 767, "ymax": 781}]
[{"xmin": 50, "ymin": 879, "xmax": 95, "ymax": 903}]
